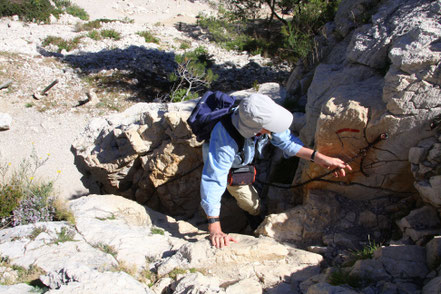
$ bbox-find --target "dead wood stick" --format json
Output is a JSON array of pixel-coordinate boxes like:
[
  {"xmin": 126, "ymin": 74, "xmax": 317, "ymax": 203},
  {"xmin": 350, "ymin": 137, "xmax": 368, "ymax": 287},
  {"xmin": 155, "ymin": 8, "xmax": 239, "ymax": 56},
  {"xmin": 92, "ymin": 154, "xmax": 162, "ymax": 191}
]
[
  {"xmin": 0, "ymin": 80, "xmax": 13, "ymax": 90},
  {"xmin": 41, "ymin": 79, "xmax": 59, "ymax": 95}
]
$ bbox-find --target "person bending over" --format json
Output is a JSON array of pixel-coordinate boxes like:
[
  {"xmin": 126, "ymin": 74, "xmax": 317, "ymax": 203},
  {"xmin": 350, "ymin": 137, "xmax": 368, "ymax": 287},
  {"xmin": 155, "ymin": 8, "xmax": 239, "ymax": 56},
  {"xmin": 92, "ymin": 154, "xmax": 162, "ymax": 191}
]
[{"xmin": 200, "ymin": 94, "xmax": 352, "ymax": 248}]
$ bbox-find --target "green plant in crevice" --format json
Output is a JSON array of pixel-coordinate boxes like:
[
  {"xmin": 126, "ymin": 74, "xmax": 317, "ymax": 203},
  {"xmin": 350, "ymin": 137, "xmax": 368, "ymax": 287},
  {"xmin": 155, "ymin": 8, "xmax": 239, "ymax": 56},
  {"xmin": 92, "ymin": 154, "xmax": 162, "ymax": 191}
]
[
  {"xmin": 28, "ymin": 226, "xmax": 48, "ymax": 241},
  {"xmin": 52, "ymin": 227, "xmax": 76, "ymax": 244},
  {"xmin": 168, "ymin": 268, "xmax": 187, "ymax": 280},
  {"xmin": 328, "ymin": 267, "xmax": 362, "ymax": 289},
  {"xmin": 151, "ymin": 227, "xmax": 164, "ymax": 235},
  {"xmin": 0, "ymin": 256, "xmax": 46, "ymax": 286},
  {"xmin": 95, "ymin": 242, "xmax": 118, "ymax": 257},
  {"xmin": 344, "ymin": 238, "xmax": 381, "ymax": 267}
]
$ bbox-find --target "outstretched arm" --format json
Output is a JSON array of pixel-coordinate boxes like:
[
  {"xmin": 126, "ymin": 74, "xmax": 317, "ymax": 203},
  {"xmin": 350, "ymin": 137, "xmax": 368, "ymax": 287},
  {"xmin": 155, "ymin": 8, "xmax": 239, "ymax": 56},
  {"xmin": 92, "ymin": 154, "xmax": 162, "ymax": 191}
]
[{"xmin": 295, "ymin": 147, "xmax": 352, "ymax": 177}]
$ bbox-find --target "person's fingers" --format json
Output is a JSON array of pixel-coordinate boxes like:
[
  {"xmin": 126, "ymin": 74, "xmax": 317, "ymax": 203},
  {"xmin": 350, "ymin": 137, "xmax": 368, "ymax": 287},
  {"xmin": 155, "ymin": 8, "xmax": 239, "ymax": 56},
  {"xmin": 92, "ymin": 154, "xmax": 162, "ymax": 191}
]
[
  {"xmin": 219, "ymin": 236, "xmax": 226, "ymax": 248},
  {"xmin": 229, "ymin": 235, "xmax": 238, "ymax": 243},
  {"xmin": 210, "ymin": 235, "xmax": 217, "ymax": 248},
  {"xmin": 225, "ymin": 235, "xmax": 230, "ymax": 247},
  {"xmin": 339, "ymin": 169, "xmax": 346, "ymax": 177}
]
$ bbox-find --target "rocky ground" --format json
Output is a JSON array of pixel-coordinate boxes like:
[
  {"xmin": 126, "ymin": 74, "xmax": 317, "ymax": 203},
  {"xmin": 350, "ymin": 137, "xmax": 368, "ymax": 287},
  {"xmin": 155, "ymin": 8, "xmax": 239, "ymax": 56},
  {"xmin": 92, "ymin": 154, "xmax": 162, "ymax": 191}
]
[{"xmin": 0, "ymin": 0, "xmax": 291, "ymax": 200}]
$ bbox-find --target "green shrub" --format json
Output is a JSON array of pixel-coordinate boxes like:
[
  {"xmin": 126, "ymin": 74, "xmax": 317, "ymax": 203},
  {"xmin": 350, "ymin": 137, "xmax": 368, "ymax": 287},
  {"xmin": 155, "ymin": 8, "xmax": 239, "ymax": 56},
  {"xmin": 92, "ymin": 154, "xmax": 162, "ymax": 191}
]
[
  {"xmin": 0, "ymin": 0, "xmax": 55, "ymax": 23},
  {"xmin": 0, "ymin": 150, "xmax": 74, "ymax": 228},
  {"xmin": 197, "ymin": 11, "xmax": 254, "ymax": 52},
  {"xmin": 88, "ymin": 30, "xmax": 102, "ymax": 40},
  {"xmin": 53, "ymin": 0, "xmax": 72, "ymax": 8},
  {"xmin": 42, "ymin": 35, "xmax": 83, "ymax": 52},
  {"xmin": 201, "ymin": 0, "xmax": 339, "ymax": 64},
  {"xmin": 168, "ymin": 268, "xmax": 187, "ymax": 280},
  {"xmin": 151, "ymin": 227, "xmax": 165, "ymax": 235},
  {"xmin": 168, "ymin": 46, "xmax": 218, "ymax": 102},
  {"xmin": 100, "ymin": 29, "xmax": 121, "ymax": 40},
  {"xmin": 75, "ymin": 20, "xmax": 102, "ymax": 32},
  {"xmin": 179, "ymin": 40, "xmax": 191, "ymax": 50},
  {"xmin": 65, "ymin": 4, "xmax": 88, "ymax": 20},
  {"xmin": 137, "ymin": 31, "xmax": 159, "ymax": 44},
  {"xmin": 0, "ymin": 0, "xmax": 88, "ymax": 23},
  {"xmin": 0, "ymin": 184, "xmax": 23, "ymax": 220}
]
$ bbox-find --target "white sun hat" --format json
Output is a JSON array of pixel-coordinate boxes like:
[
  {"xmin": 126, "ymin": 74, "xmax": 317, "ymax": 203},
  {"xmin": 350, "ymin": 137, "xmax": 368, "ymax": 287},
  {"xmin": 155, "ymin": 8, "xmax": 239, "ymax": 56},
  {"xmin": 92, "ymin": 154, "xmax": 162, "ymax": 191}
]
[{"xmin": 231, "ymin": 94, "xmax": 293, "ymax": 138}]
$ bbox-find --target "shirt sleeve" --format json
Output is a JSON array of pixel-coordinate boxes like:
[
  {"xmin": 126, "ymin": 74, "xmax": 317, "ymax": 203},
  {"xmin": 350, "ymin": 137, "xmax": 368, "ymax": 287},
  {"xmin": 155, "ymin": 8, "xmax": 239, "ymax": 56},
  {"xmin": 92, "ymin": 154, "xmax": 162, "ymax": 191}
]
[
  {"xmin": 200, "ymin": 122, "xmax": 238, "ymax": 217},
  {"xmin": 270, "ymin": 129, "xmax": 304, "ymax": 157}
]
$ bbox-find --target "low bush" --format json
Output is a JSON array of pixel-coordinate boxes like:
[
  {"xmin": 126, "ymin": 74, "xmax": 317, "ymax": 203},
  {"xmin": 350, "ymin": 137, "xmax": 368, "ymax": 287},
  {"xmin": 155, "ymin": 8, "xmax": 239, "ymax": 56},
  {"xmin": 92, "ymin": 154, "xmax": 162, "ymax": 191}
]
[
  {"xmin": 0, "ymin": 0, "xmax": 88, "ymax": 23},
  {"xmin": 199, "ymin": 0, "xmax": 339, "ymax": 64},
  {"xmin": 75, "ymin": 20, "xmax": 102, "ymax": 32},
  {"xmin": 100, "ymin": 29, "xmax": 121, "ymax": 40},
  {"xmin": 197, "ymin": 9, "xmax": 257, "ymax": 53},
  {"xmin": 65, "ymin": 4, "xmax": 88, "ymax": 20},
  {"xmin": 87, "ymin": 30, "xmax": 102, "ymax": 41},
  {"xmin": 42, "ymin": 35, "xmax": 83, "ymax": 52},
  {"xmin": 137, "ymin": 31, "xmax": 159, "ymax": 44},
  {"xmin": 0, "ymin": 0, "xmax": 56, "ymax": 23},
  {"xmin": 0, "ymin": 149, "xmax": 75, "ymax": 228}
]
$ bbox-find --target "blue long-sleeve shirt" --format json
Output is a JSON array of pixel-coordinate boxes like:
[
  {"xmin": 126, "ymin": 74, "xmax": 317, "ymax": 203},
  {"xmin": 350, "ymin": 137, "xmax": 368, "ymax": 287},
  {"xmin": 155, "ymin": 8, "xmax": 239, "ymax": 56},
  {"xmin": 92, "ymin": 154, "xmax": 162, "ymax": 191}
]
[{"xmin": 200, "ymin": 120, "xmax": 304, "ymax": 217}]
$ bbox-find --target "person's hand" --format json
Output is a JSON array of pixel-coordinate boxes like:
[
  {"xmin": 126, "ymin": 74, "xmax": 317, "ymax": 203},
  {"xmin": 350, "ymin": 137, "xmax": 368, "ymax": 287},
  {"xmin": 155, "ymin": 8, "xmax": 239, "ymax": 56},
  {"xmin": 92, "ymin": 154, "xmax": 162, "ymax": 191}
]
[
  {"xmin": 314, "ymin": 152, "xmax": 352, "ymax": 177},
  {"xmin": 208, "ymin": 220, "xmax": 237, "ymax": 248}
]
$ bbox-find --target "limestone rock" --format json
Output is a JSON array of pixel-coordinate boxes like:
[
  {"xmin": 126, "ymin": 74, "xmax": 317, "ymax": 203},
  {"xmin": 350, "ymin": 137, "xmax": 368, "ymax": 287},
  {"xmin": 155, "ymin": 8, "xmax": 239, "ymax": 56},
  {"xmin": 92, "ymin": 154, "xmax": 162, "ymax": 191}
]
[
  {"xmin": 397, "ymin": 206, "xmax": 441, "ymax": 244},
  {"xmin": 0, "ymin": 222, "xmax": 117, "ymax": 273},
  {"xmin": 291, "ymin": 0, "xmax": 441, "ymax": 200},
  {"xmin": 411, "ymin": 134, "xmax": 441, "ymax": 208},
  {"xmin": 257, "ymin": 190, "xmax": 341, "ymax": 245},
  {"xmin": 42, "ymin": 266, "xmax": 153, "ymax": 294},
  {"xmin": 423, "ymin": 276, "xmax": 441, "ymax": 294},
  {"xmin": 0, "ymin": 284, "xmax": 35, "ymax": 294},
  {"xmin": 70, "ymin": 194, "xmax": 184, "ymax": 269},
  {"xmin": 334, "ymin": 0, "xmax": 379, "ymax": 37},
  {"xmin": 0, "ymin": 113, "xmax": 12, "ymax": 130},
  {"xmin": 171, "ymin": 273, "xmax": 224, "ymax": 294},
  {"xmin": 225, "ymin": 279, "xmax": 263, "ymax": 294},
  {"xmin": 157, "ymin": 234, "xmax": 322, "ymax": 289},
  {"xmin": 71, "ymin": 101, "xmax": 203, "ymax": 217},
  {"xmin": 426, "ymin": 236, "xmax": 441, "ymax": 270},
  {"xmin": 373, "ymin": 245, "xmax": 429, "ymax": 279},
  {"xmin": 349, "ymin": 259, "xmax": 390, "ymax": 281},
  {"xmin": 306, "ymin": 282, "xmax": 359, "ymax": 294}
]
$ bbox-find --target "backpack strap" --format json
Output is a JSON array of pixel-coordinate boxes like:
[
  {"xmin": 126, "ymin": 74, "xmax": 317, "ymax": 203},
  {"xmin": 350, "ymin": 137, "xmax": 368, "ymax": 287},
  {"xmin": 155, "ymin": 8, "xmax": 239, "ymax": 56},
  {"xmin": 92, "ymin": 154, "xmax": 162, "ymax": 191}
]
[{"xmin": 221, "ymin": 112, "xmax": 245, "ymax": 162}]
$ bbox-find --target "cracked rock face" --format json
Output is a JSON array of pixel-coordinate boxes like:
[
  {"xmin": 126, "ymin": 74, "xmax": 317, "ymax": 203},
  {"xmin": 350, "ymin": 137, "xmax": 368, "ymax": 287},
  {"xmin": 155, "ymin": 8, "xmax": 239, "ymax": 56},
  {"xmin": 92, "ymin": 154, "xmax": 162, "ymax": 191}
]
[
  {"xmin": 292, "ymin": 0, "xmax": 441, "ymax": 199},
  {"xmin": 71, "ymin": 100, "xmax": 203, "ymax": 219},
  {"xmin": 410, "ymin": 130, "xmax": 441, "ymax": 208},
  {"xmin": 0, "ymin": 194, "xmax": 324, "ymax": 293}
]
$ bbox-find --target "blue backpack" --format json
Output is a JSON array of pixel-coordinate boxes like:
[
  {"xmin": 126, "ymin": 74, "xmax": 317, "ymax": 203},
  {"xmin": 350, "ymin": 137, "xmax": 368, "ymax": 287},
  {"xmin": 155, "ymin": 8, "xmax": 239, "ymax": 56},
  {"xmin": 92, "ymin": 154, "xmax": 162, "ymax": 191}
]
[{"xmin": 187, "ymin": 91, "xmax": 244, "ymax": 150}]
